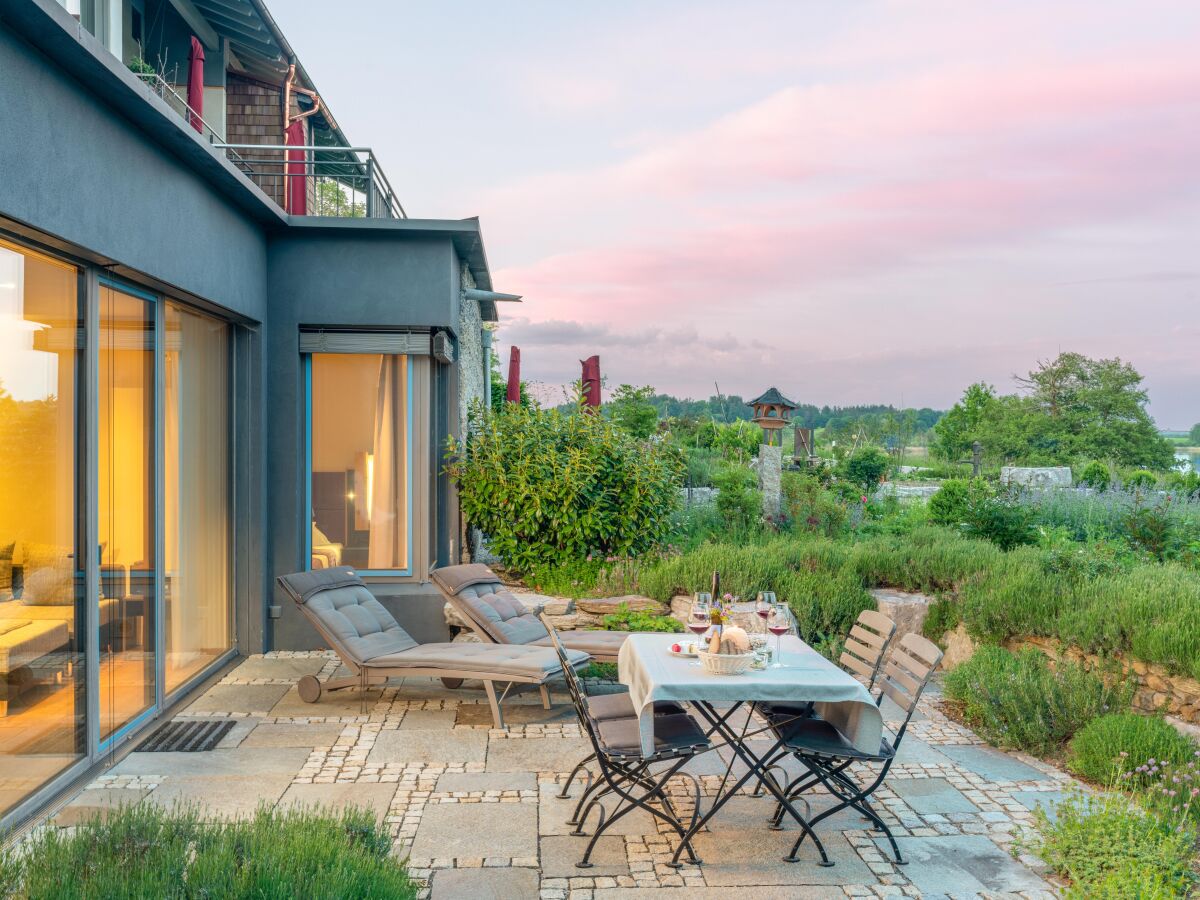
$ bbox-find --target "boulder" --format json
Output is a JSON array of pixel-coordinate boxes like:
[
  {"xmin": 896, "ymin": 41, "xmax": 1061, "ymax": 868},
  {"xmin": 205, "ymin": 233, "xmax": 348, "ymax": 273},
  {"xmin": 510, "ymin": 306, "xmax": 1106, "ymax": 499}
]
[
  {"xmin": 940, "ymin": 623, "xmax": 975, "ymax": 670},
  {"xmin": 576, "ymin": 596, "xmax": 666, "ymax": 616},
  {"xmin": 869, "ymin": 588, "xmax": 932, "ymax": 643},
  {"xmin": 1000, "ymin": 466, "xmax": 1072, "ymax": 488}
]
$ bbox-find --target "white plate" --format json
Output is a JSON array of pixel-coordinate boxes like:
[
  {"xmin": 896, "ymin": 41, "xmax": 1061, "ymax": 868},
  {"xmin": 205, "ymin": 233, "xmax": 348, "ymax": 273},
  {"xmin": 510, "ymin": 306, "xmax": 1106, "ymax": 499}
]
[{"xmin": 668, "ymin": 645, "xmax": 700, "ymax": 658}]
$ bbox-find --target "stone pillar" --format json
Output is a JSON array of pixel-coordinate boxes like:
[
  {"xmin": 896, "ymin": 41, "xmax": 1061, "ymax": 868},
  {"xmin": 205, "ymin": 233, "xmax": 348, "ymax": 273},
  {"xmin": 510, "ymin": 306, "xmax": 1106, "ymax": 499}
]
[{"xmin": 758, "ymin": 444, "xmax": 782, "ymax": 518}]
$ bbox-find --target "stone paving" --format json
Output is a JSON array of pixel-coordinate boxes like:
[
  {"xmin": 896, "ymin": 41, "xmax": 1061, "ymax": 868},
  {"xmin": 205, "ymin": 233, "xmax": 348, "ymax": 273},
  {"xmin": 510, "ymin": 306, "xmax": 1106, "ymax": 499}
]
[{"xmin": 51, "ymin": 652, "xmax": 1074, "ymax": 898}]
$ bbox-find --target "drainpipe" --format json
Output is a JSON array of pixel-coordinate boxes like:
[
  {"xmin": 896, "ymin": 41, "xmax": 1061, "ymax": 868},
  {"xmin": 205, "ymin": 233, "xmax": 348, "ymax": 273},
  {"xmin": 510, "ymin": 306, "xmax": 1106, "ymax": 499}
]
[{"xmin": 481, "ymin": 329, "xmax": 493, "ymax": 411}]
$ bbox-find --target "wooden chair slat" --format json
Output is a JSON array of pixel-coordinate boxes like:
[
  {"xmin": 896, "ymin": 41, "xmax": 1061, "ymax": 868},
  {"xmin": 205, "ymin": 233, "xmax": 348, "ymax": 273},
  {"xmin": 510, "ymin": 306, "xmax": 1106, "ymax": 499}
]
[
  {"xmin": 897, "ymin": 633, "xmax": 942, "ymax": 669},
  {"xmin": 856, "ymin": 609, "xmax": 896, "ymax": 637},
  {"xmin": 843, "ymin": 635, "xmax": 880, "ymax": 664},
  {"xmin": 849, "ymin": 624, "xmax": 887, "ymax": 650},
  {"xmin": 883, "ymin": 660, "xmax": 922, "ymax": 695},
  {"xmin": 879, "ymin": 677, "xmax": 912, "ymax": 712},
  {"xmin": 839, "ymin": 650, "xmax": 877, "ymax": 681},
  {"xmin": 890, "ymin": 645, "xmax": 936, "ymax": 682}
]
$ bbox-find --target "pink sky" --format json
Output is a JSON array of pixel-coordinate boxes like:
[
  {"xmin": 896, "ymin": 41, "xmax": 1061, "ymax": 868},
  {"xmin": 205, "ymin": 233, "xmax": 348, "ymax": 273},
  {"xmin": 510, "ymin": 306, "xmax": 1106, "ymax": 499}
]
[{"xmin": 276, "ymin": 1, "xmax": 1200, "ymax": 427}]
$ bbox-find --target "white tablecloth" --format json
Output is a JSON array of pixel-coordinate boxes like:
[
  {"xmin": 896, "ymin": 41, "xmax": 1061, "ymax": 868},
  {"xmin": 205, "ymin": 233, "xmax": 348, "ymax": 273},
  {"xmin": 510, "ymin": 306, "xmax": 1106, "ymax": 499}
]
[{"xmin": 617, "ymin": 632, "xmax": 883, "ymax": 757}]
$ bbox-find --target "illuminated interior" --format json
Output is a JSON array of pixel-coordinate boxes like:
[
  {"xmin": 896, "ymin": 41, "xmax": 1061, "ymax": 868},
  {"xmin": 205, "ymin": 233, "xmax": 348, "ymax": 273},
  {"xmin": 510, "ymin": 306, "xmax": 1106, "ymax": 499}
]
[
  {"xmin": 310, "ymin": 353, "xmax": 409, "ymax": 572},
  {"xmin": 0, "ymin": 240, "xmax": 84, "ymax": 818}
]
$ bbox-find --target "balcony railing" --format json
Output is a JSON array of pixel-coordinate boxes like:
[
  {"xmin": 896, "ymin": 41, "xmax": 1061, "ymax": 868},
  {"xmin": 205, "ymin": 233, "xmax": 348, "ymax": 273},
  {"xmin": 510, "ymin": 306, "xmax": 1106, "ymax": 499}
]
[
  {"xmin": 135, "ymin": 71, "xmax": 226, "ymax": 144},
  {"xmin": 213, "ymin": 143, "xmax": 407, "ymax": 219}
]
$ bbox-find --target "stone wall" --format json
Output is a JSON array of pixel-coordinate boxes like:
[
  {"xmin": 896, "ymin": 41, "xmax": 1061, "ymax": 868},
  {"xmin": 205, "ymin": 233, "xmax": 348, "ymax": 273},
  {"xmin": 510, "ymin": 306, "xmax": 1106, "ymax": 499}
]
[
  {"xmin": 456, "ymin": 262, "xmax": 485, "ymax": 435},
  {"xmin": 941, "ymin": 624, "xmax": 1200, "ymax": 725}
]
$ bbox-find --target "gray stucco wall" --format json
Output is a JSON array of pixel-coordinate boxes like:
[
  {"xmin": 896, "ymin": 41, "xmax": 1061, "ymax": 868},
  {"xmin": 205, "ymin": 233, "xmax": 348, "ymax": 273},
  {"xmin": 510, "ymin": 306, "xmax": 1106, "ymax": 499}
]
[
  {"xmin": 0, "ymin": 19, "xmax": 268, "ymax": 322},
  {"xmin": 457, "ymin": 263, "xmax": 486, "ymax": 433},
  {"xmin": 265, "ymin": 229, "xmax": 465, "ymax": 649}
]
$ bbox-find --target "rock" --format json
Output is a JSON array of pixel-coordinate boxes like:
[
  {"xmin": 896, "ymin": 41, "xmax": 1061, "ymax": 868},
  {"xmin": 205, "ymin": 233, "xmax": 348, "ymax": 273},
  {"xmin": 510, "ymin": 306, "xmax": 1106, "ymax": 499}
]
[
  {"xmin": 1000, "ymin": 466, "xmax": 1072, "ymax": 488},
  {"xmin": 669, "ymin": 594, "xmax": 692, "ymax": 622},
  {"xmin": 758, "ymin": 444, "xmax": 782, "ymax": 518},
  {"xmin": 451, "ymin": 631, "xmax": 481, "ymax": 643},
  {"xmin": 575, "ymin": 596, "xmax": 667, "ymax": 625},
  {"xmin": 1166, "ymin": 715, "xmax": 1200, "ymax": 740},
  {"xmin": 940, "ymin": 623, "xmax": 976, "ymax": 671},
  {"xmin": 509, "ymin": 591, "xmax": 573, "ymax": 617},
  {"xmin": 869, "ymin": 588, "xmax": 931, "ymax": 643},
  {"xmin": 544, "ymin": 613, "xmax": 580, "ymax": 631}
]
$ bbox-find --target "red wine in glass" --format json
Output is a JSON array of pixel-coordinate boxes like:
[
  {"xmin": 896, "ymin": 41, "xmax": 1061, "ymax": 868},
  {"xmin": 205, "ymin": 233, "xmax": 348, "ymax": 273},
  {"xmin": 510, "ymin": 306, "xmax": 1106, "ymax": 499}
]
[
  {"xmin": 756, "ymin": 608, "xmax": 771, "ymax": 620},
  {"xmin": 688, "ymin": 621, "xmax": 709, "ymax": 636},
  {"xmin": 768, "ymin": 623, "xmax": 789, "ymax": 635}
]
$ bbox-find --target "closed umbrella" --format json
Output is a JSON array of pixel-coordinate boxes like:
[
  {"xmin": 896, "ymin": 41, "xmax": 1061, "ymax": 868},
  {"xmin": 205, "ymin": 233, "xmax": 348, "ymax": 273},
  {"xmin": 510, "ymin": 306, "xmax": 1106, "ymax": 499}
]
[
  {"xmin": 581, "ymin": 355, "xmax": 601, "ymax": 408},
  {"xmin": 505, "ymin": 346, "xmax": 521, "ymax": 404},
  {"xmin": 187, "ymin": 36, "xmax": 205, "ymax": 133}
]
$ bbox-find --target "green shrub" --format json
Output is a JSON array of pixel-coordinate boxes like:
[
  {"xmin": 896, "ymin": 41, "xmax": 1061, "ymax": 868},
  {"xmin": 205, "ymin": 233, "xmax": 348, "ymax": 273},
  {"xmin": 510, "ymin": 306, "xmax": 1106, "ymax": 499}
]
[
  {"xmin": 1028, "ymin": 786, "xmax": 1196, "ymax": 898},
  {"xmin": 1125, "ymin": 469, "xmax": 1159, "ymax": 490},
  {"xmin": 712, "ymin": 463, "xmax": 761, "ymax": 528},
  {"xmin": 782, "ymin": 470, "xmax": 848, "ymax": 537},
  {"xmin": 928, "ymin": 478, "xmax": 972, "ymax": 525},
  {"xmin": 841, "ymin": 446, "xmax": 890, "ymax": 491},
  {"xmin": 0, "ymin": 804, "xmax": 416, "ymax": 898},
  {"xmin": 1067, "ymin": 713, "xmax": 1198, "ymax": 784},
  {"xmin": 1078, "ymin": 461, "xmax": 1112, "ymax": 491},
  {"xmin": 447, "ymin": 401, "xmax": 684, "ymax": 571},
  {"xmin": 922, "ymin": 597, "xmax": 961, "ymax": 642},
  {"xmin": 943, "ymin": 646, "xmax": 1130, "ymax": 756},
  {"xmin": 601, "ymin": 602, "xmax": 684, "ymax": 633}
]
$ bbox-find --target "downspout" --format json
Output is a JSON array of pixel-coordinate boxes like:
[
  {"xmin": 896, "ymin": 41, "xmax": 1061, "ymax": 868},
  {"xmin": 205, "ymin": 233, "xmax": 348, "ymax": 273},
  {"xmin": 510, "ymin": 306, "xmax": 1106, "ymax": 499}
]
[{"xmin": 481, "ymin": 328, "xmax": 493, "ymax": 411}]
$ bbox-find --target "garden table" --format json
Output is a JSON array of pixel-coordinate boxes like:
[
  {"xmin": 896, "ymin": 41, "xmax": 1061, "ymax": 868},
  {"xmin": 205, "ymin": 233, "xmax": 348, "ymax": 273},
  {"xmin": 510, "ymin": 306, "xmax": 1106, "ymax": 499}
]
[{"xmin": 617, "ymin": 632, "xmax": 883, "ymax": 867}]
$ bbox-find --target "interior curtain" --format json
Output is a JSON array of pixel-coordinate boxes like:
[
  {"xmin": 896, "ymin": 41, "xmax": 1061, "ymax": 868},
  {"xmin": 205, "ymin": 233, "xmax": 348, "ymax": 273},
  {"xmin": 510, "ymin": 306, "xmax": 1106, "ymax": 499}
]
[{"xmin": 367, "ymin": 355, "xmax": 407, "ymax": 570}]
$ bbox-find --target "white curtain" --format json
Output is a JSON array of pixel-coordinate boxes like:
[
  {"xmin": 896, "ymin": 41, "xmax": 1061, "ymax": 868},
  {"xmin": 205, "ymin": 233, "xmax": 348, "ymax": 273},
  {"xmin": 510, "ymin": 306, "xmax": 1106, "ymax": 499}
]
[{"xmin": 367, "ymin": 355, "xmax": 408, "ymax": 570}]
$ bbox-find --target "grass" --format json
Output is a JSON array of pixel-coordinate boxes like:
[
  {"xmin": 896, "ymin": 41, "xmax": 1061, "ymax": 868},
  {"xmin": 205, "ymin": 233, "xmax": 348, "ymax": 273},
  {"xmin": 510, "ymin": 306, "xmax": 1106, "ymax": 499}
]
[
  {"xmin": 1067, "ymin": 713, "xmax": 1199, "ymax": 785},
  {"xmin": 0, "ymin": 804, "xmax": 417, "ymax": 899},
  {"xmin": 942, "ymin": 646, "xmax": 1130, "ymax": 757}
]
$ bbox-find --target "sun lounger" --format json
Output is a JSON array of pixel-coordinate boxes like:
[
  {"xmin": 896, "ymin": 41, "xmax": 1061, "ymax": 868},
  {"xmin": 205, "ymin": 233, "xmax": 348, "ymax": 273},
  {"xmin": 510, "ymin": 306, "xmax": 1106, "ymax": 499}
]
[
  {"xmin": 431, "ymin": 564, "xmax": 629, "ymax": 663},
  {"xmin": 276, "ymin": 566, "xmax": 590, "ymax": 728}
]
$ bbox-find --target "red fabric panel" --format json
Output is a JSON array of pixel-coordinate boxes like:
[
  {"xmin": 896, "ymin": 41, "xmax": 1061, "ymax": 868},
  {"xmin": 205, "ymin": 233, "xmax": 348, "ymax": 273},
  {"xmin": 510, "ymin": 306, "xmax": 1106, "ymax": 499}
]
[
  {"xmin": 581, "ymin": 355, "xmax": 601, "ymax": 408},
  {"xmin": 187, "ymin": 36, "xmax": 205, "ymax": 133},
  {"xmin": 285, "ymin": 120, "xmax": 308, "ymax": 215},
  {"xmin": 505, "ymin": 346, "xmax": 521, "ymax": 403}
]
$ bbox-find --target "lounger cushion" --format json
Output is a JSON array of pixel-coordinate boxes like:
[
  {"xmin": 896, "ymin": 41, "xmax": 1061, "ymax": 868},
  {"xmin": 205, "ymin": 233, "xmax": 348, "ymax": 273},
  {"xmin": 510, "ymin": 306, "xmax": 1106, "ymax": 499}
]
[
  {"xmin": 278, "ymin": 567, "xmax": 416, "ymax": 663},
  {"xmin": 532, "ymin": 630, "xmax": 627, "ymax": 659},
  {"xmin": 365, "ymin": 642, "xmax": 589, "ymax": 678},
  {"xmin": 433, "ymin": 565, "xmax": 550, "ymax": 646}
]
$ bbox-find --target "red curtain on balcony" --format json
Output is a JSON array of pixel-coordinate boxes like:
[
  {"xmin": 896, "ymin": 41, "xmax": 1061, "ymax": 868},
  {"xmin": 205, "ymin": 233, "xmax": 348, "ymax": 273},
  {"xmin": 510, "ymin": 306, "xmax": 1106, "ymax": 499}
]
[
  {"xmin": 187, "ymin": 36, "xmax": 204, "ymax": 133},
  {"xmin": 505, "ymin": 346, "xmax": 521, "ymax": 403},
  {"xmin": 581, "ymin": 355, "xmax": 601, "ymax": 408},
  {"xmin": 285, "ymin": 119, "xmax": 308, "ymax": 215}
]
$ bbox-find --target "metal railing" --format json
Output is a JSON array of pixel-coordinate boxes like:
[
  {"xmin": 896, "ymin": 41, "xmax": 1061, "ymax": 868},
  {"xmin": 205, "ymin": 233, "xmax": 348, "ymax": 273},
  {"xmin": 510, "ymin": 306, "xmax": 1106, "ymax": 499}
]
[
  {"xmin": 135, "ymin": 71, "xmax": 226, "ymax": 144},
  {"xmin": 212, "ymin": 143, "xmax": 407, "ymax": 219}
]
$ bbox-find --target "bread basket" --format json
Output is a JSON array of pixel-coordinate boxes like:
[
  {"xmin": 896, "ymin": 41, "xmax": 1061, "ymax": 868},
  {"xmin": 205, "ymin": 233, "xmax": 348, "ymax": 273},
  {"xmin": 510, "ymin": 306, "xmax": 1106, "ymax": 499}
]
[{"xmin": 696, "ymin": 649, "xmax": 754, "ymax": 676}]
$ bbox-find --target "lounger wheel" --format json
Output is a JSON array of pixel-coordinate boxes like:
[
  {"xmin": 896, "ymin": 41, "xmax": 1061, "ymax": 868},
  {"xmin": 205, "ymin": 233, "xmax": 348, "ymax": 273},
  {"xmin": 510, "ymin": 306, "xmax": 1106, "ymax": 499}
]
[
  {"xmin": 298, "ymin": 675, "xmax": 322, "ymax": 703},
  {"xmin": 441, "ymin": 678, "xmax": 465, "ymax": 689}
]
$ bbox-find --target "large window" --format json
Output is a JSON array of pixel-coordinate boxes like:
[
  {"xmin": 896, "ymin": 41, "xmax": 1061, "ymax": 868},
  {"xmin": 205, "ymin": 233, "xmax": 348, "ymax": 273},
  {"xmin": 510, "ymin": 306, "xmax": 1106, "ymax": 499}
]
[
  {"xmin": 163, "ymin": 303, "xmax": 231, "ymax": 691},
  {"xmin": 309, "ymin": 354, "xmax": 411, "ymax": 574},
  {"xmin": 0, "ymin": 240, "xmax": 85, "ymax": 818}
]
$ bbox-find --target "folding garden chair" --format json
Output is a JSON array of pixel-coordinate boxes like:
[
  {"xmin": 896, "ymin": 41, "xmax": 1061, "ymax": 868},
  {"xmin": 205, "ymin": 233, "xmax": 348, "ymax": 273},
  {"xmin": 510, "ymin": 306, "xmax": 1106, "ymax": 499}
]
[
  {"xmin": 761, "ymin": 632, "xmax": 943, "ymax": 865},
  {"xmin": 539, "ymin": 614, "xmax": 711, "ymax": 869}
]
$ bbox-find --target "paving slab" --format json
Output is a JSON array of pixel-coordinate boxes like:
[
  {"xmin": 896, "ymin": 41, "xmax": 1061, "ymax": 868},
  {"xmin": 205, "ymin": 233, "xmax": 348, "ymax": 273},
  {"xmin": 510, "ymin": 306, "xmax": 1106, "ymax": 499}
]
[
  {"xmin": 486, "ymin": 735, "xmax": 592, "ymax": 773},
  {"xmin": 184, "ymin": 683, "xmax": 290, "ymax": 715},
  {"xmin": 435, "ymin": 771, "xmax": 537, "ymax": 792},
  {"xmin": 891, "ymin": 735, "xmax": 952, "ymax": 767},
  {"xmin": 891, "ymin": 777, "xmax": 977, "ymax": 814},
  {"xmin": 52, "ymin": 788, "xmax": 148, "ymax": 825},
  {"xmin": 240, "ymin": 723, "xmax": 345, "ymax": 748},
  {"xmin": 938, "ymin": 745, "xmax": 1051, "ymax": 782},
  {"xmin": 109, "ymin": 747, "xmax": 310, "ymax": 779},
  {"xmin": 692, "ymin": 828, "xmax": 871, "ymax": 885},
  {"xmin": 539, "ymin": 834, "xmax": 628, "ymax": 877},
  {"xmin": 709, "ymin": 795, "xmax": 870, "ymax": 833},
  {"xmin": 410, "ymin": 801, "xmax": 537, "ymax": 859},
  {"xmin": 270, "ymin": 685, "xmax": 386, "ymax": 717},
  {"xmin": 880, "ymin": 834, "xmax": 1050, "ymax": 894},
  {"xmin": 594, "ymin": 890, "xmax": 839, "ymax": 900},
  {"xmin": 430, "ymin": 867, "xmax": 539, "ymax": 899},
  {"xmin": 144, "ymin": 774, "xmax": 293, "ymax": 819},
  {"xmin": 227, "ymin": 656, "xmax": 327, "ymax": 680},
  {"xmin": 276, "ymin": 782, "xmax": 398, "ymax": 823},
  {"xmin": 538, "ymin": 782, "xmax": 655, "ymax": 836},
  {"xmin": 455, "ymin": 702, "xmax": 575, "ymax": 727},
  {"xmin": 1010, "ymin": 789, "xmax": 1069, "ymax": 823},
  {"xmin": 367, "ymin": 729, "xmax": 488, "ymax": 765},
  {"xmin": 398, "ymin": 709, "xmax": 458, "ymax": 730},
  {"xmin": 215, "ymin": 718, "xmax": 259, "ymax": 749}
]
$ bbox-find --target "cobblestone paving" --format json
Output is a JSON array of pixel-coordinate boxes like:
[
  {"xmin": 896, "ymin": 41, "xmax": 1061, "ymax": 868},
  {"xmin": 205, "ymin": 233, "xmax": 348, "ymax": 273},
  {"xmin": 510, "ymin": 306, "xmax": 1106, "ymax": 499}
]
[{"xmin": 60, "ymin": 653, "xmax": 1070, "ymax": 898}]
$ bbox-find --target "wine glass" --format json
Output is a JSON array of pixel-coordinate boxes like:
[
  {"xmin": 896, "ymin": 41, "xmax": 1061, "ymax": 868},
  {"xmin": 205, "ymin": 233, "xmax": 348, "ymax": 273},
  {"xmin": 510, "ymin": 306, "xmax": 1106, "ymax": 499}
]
[
  {"xmin": 767, "ymin": 605, "xmax": 790, "ymax": 668},
  {"xmin": 755, "ymin": 592, "xmax": 771, "ymax": 623},
  {"xmin": 688, "ymin": 593, "xmax": 711, "ymax": 664}
]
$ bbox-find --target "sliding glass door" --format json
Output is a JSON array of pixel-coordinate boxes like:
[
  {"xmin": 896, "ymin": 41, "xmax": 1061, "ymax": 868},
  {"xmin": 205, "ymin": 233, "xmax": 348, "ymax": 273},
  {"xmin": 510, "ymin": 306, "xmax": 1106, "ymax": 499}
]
[
  {"xmin": 163, "ymin": 303, "xmax": 231, "ymax": 692},
  {"xmin": 98, "ymin": 283, "xmax": 156, "ymax": 742}
]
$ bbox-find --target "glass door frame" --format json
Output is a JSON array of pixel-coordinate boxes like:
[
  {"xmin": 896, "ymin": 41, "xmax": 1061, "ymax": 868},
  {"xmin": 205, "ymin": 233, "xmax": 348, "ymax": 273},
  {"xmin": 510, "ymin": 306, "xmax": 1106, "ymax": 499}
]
[{"xmin": 0, "ymin": 230, "xmax": 240, "ymax": 831}]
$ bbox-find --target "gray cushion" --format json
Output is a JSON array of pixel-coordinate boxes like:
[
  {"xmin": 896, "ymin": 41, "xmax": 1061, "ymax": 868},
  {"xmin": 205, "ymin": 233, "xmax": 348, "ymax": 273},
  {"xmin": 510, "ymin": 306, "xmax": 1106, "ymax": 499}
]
[
  {"xmin": 452, "ymin": 583, "xmax": 549, "ymax": 645},
  {"xmin": 533, "ymin": 630, "xmax": 627, "ymax": 659},
  {"xmin": 365, "ymin": 642, "xmax": 589, "ymax": 678},
  {"xmin": 277, "ymin": 567, "xmax": 417, "ymax": 663}
]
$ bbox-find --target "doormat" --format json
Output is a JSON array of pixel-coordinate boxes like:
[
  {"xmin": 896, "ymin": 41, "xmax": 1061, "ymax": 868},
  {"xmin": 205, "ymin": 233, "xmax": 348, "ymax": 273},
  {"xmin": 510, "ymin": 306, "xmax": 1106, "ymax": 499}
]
[{"xmin": 135, "ymin": 719, "xmax": 235, "ymax": 752}]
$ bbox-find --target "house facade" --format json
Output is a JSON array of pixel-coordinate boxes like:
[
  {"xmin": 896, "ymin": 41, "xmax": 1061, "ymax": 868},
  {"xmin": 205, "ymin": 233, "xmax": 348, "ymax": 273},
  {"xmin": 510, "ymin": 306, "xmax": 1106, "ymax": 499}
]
[{"xmin": 0, "ymin": 0, "xmax": 502, "ymax": 829}]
